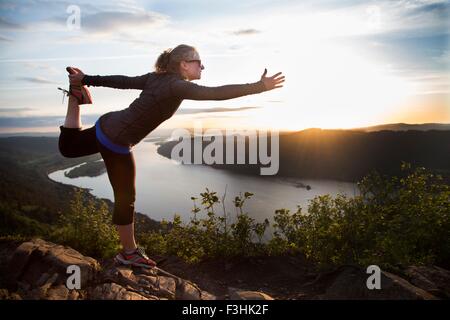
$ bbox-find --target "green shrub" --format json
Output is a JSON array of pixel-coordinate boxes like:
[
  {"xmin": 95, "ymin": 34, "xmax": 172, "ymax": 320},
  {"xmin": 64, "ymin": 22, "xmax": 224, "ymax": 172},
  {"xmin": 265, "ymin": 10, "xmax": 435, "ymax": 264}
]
[
  {"xmin": 50, "ymin": 189, "xmax": 120, "ymax": 258},
  {"xmin": 141, "ymin": 188, "xmax": 270, "ymax": 263},
  {"xmin": 0, "ymin": 201, "xmax": 51, "ymax": 238},
  {"xmin": 269, "ymin": 163, "xmax": 450, "ymax": 270}
]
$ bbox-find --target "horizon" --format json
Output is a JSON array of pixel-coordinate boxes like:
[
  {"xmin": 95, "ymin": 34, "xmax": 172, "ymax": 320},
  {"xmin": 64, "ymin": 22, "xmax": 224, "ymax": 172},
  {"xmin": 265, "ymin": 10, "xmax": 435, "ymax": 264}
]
[
  {"xmin": 1, "ymin": 121, "xmax": 449, "ymax": 138},
  {"xmin": 0, "ymin": 0, "xmax": 449, "ymax": 133}
]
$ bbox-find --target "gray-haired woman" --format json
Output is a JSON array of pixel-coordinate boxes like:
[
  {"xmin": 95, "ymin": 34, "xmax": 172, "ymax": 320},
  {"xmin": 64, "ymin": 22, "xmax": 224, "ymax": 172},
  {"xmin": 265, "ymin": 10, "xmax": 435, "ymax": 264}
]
[{"xmin": 58, "ymin": 44, "xmax": 285, "ymax": 268}]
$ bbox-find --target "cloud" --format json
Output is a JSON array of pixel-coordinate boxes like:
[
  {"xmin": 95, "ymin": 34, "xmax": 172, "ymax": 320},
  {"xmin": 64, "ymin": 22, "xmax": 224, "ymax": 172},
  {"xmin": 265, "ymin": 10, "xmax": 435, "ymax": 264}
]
[
  {"xmin": 379, "ymin": 0, "xmax": 449, "ymax": 34},
  {"xmin": 0, "ymin": 34, "xmax": 12, "ymax": 42},
  {"xmin": 22, "ymin": 62, "xmax": 60, "ymax": 75},
  {"xmin": 177, "ymin": 106, "xmax": 260, "ymax": 115},
  {"xmin": 79, "ymin": 10, "xmax": 169, "ymax": 34},
  {"xmin": 0, "ymin": 107, "xmax": 36, "ymax": 117},
  {"xmin": 0, "ymin": 107, "xmax": 34, "ymax": 113},
  {"xmin": 0, "ymin": 17, "xmax": 24, "ymax": 30},
  {"xmin": 0, "ymin": 114, "xmax": 102, "ymax": 127},
  {"xmin": 404, "ymin": 1, "xmax": 449, "ymax": 17},
  {"xmin": 231, "ymin": 28, "xmax": 261, "ymax": 36},
  {"xmin": 17, "ymin": 76, "xmax": 58, "ymax": 84},
  {"xmin": 0, "ymin": 1, "xmax": 167, "ymax": 37}
]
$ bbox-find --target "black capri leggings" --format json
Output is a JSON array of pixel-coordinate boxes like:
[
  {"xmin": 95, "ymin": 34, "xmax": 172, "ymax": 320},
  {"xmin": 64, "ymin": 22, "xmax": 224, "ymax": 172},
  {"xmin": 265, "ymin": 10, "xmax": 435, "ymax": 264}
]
[{"xmin": 58, "ymin": 125, "xmax": 136, "ymax": 225}]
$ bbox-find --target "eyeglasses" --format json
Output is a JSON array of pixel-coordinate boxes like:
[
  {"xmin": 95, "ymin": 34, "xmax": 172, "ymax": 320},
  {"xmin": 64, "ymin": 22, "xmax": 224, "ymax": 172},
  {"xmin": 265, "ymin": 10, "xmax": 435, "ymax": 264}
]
[{"xmin": 186, "ymin": 59, "xmax": 205, "ymax": 70}]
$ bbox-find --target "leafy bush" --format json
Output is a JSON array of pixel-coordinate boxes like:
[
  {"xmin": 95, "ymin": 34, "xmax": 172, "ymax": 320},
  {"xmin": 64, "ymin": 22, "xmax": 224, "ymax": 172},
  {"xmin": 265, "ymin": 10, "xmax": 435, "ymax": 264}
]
[
  {"xmin": 269, "ymin": 163, "xmax": 450, "ymax": 270},
  {"xmin": 140, "ymin": 188, "xmax": 270, "ymax": 263},
  {"xmin": 51, "ymin": 189, "xmax": 120, "ymax": 258},
  {"xmin": 0, "ymin": 201, "xmax": 51, "ymax": 238}
]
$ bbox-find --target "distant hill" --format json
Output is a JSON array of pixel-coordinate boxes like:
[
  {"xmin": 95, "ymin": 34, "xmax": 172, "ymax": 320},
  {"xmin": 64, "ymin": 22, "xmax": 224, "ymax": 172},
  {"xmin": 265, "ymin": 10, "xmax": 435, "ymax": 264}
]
[
  {"xmin": 1, "ymin": 122, "xmax": 448, "ymax": 139},
  {"xmin": 350, "ymin": 123, "xmax": 450, "ymax": 132},
  {"xmin": 157, "ymin": 128, "xmax": 450, "ymax": 182}
]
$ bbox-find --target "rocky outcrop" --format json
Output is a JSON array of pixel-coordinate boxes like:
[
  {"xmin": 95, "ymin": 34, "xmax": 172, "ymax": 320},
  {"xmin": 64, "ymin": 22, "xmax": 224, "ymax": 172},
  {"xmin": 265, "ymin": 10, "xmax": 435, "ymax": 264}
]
[
  {"xmin": 1, "ymin": 239, "xmax": 218, "ymax": 300},
  {"xmin": 316, "ymin": 265, "xmax": 440, "ymax": 300},
  {"xmin": 1, "ymin": 239, "xmax": 448, "ymax": 300},
  {"xmin": 404, "ymin": 265, "xmax": 450, "ymax": 299}
]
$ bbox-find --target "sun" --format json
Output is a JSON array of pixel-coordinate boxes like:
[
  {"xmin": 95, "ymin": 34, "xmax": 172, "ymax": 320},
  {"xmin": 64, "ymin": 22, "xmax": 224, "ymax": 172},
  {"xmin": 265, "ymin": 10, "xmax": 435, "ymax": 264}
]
[{"xmin": 250, "ymin": 40, "xmax": 415, "ymax": 131}]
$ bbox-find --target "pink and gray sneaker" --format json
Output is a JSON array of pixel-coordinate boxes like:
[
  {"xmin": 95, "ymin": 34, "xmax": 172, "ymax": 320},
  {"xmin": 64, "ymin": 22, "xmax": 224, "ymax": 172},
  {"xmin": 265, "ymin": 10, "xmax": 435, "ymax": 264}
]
[{"xmin": 114, "ymin": 247, "xmax": 157, "ymax": 268}]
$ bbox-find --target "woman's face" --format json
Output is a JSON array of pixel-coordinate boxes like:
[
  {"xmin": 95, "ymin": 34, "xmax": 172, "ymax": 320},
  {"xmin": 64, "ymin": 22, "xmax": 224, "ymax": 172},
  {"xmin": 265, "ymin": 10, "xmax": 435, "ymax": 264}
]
[{"xmin": 180, "ymin": 51, "xmax": 204, "ymax": 81}]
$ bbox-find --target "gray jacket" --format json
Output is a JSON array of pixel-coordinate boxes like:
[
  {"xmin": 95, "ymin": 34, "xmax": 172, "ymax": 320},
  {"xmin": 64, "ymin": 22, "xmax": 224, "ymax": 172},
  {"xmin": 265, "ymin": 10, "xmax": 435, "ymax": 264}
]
[{"xmin": 82, "ymin": 72, "xmax": 267, "ymax": 147}]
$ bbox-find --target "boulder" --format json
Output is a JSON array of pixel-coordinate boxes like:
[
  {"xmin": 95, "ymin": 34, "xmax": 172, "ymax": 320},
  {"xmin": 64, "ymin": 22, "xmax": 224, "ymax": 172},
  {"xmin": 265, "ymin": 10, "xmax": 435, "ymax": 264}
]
[
  {"xmin": 2, "ymin": 239, "xmax": 216, "ymax": 300},
  {"xmin": 405, "ymin": 266, "xmax": 450, "ymax": 299},
  {"xmin": 5, "ymin": 238, "xmax": 99, "ymax": 299},
  {"xmin": 319, "ymin": 266, "xmax": 438, "ymax": 300},
  {"xmin": 228, "ymin": 287, "xmax": 274, "ymax": 300}
]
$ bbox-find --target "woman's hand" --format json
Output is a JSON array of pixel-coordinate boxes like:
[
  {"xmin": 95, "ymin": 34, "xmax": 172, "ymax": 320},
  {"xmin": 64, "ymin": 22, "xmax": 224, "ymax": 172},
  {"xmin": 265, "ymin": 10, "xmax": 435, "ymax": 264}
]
[
  {"xmin": 260, "ymin": 68, "xmax": 285, "ymax": 91},
  {"xmin": 68, "ymin": 67, "xmax": 85, "ymax": 86}
]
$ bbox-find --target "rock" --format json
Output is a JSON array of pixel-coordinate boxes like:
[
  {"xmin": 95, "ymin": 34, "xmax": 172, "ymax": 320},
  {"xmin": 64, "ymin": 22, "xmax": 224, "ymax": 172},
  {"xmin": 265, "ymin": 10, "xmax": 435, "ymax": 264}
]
[
  {"xmin": 1, "ymin": 238, "xmax": 218, "ymax": 301},
  {"xmin": 200, "ymin": 290, "xmax": 217, "ymax": 300},
  {"xmin": 320, "ymin": 266, "xmax": 438, "ymax": 300},
  {"xmin": 405, "ymin": 266, "xmax": 450, "ymax": 299},
  {"xmin": 138, "ymin": 275, "xmax": 158, "ymax": 287},
  {"xmin": 174, "ymin": 278, "xmax": 216, "ymax": 300},
  {"xmin": 177, "ymin": 280, "xmax": 202, "ymax": 300},
  {"xmin": 228, "ymin": 287, "xmax": 274, "ymax": 300},
  {"xmin": 90, "ymin": 283, "xmax": 152, "ymax": 300},
  {"xmin": 5, "ymin": 239, "xmax": 100, "ymax": 299},
  {"xmin": 116, "ymin": 266, "xmax": 133, "ymax": 279},
  {"xmin": 7, "ymin": 238, "xmax": 100, "ymax": 292},
  {"xmin": 157, "ymin": 276, "xmax": 176, "ymax": 299},
  {"xmin": 46, "ymin": 285, "xmax": 70, "ymax": 300},
  {"xmin": 0, "ymin": 288, "xmax": 22, "ymax": 300}
]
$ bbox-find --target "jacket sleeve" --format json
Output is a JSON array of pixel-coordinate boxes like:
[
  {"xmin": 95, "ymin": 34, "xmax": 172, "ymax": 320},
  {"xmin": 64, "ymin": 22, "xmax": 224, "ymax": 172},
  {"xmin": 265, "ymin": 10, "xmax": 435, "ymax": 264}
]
[
  {"xmin": 82, "ymin": 73, "xmax": 150, "ymax": 90},
  {"xmin": 170, "ymin": 80, "xmax": 267, "ymax": 100}
]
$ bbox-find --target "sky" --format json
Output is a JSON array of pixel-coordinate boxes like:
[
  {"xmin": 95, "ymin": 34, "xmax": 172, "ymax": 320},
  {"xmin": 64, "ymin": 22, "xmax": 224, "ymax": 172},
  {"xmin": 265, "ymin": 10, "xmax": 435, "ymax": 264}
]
[{"xmin": 0, "ymin": 0, "xmax": 449, "ymax": 133}]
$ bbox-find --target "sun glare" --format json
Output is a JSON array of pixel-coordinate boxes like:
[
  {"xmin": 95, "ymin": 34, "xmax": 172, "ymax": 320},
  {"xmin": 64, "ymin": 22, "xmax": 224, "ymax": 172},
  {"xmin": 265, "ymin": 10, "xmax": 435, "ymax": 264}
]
[{"xmin": 252, "ymin": 39, "xmax": 415, "ymax": 131}]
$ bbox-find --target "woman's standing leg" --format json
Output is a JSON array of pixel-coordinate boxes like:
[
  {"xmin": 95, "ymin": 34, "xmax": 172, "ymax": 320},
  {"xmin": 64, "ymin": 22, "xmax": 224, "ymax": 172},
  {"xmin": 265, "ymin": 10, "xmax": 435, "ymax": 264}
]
[
  {"xmin": 96, "ymin": 142, "xmax": 156, "ymax": 267},
  {"xmin": 116, "ymin": 223, "xmax": 137, "ymax": 252},
  {"xmin": 96, "ymin": 143, "xmax": 138, "ymax": 251}
]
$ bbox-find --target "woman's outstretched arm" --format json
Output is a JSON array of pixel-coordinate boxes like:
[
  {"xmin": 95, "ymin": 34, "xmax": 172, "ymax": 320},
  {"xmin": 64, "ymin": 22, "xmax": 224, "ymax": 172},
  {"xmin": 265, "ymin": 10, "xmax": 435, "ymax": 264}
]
[
  {"xmin": 68, "ymin": 67, "xmax": 149, "ymax": 90},
  {"xmin": 171, "ymin": 69, "xmax": 285, "ymax": 100},
  {"xmin": 82, "ymin": 74, "xmax": 150, "ymax": 90}
]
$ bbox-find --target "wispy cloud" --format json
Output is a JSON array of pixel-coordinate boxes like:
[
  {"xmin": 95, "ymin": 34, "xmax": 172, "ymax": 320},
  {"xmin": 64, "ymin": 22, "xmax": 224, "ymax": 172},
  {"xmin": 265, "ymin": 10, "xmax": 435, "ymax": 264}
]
[
  {"xmin": 17, "ymin": 76, "xmax": 58, "ymax": 84},
  {"xmin": 0, "ymin": 107, "xmax": 36, "ymax": 117},
  {"xmin": 0, "ymin": 107, "xmax": 34, "ymax": 113},
  {"xmin": 0, "ymin": 17, "xmax": 24, "ymax": 30},
  {"xmin": 22, "ymin": 62, "xmax": 60, "ymax": 75},
  {"xmin": 231, "ymin": 28, "xmax": 261, "ymax": 36},
  {"xmin": 0, "ymin": 54, "xmax": 153, "ymax": 63},
  {"xmin": 404, "ymin": 1, "xmax": 449, "ymax": 17},
  {"xmin": 0, "ymin": 34, "xmax": 12, "ymax": 42},
  {"xmin": 81, "ymin": 11, "xmax": 168, "ymax": 34},
  {"xmin": 0, "ymin": 114, "xmax": 102, "ymax": 127}
]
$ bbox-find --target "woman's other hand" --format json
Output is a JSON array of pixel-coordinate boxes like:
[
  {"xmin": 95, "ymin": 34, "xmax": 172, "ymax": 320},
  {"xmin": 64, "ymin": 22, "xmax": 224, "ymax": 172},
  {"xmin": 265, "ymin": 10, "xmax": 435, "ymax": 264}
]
[
  {"xmin": 260, "ymin": 68, "xmax": 285, "ymax": 91},
  {"xmin": 68, "ymin": 67, "xmax": 85, "ymax": 85}
]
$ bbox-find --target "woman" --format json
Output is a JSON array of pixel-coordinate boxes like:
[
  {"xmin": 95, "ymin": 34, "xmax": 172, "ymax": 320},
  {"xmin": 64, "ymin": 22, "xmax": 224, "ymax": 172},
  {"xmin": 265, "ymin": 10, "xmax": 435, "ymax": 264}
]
[{"xmin": 58, "ymin": 44, "xmax": 285, "ymax": 268}]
